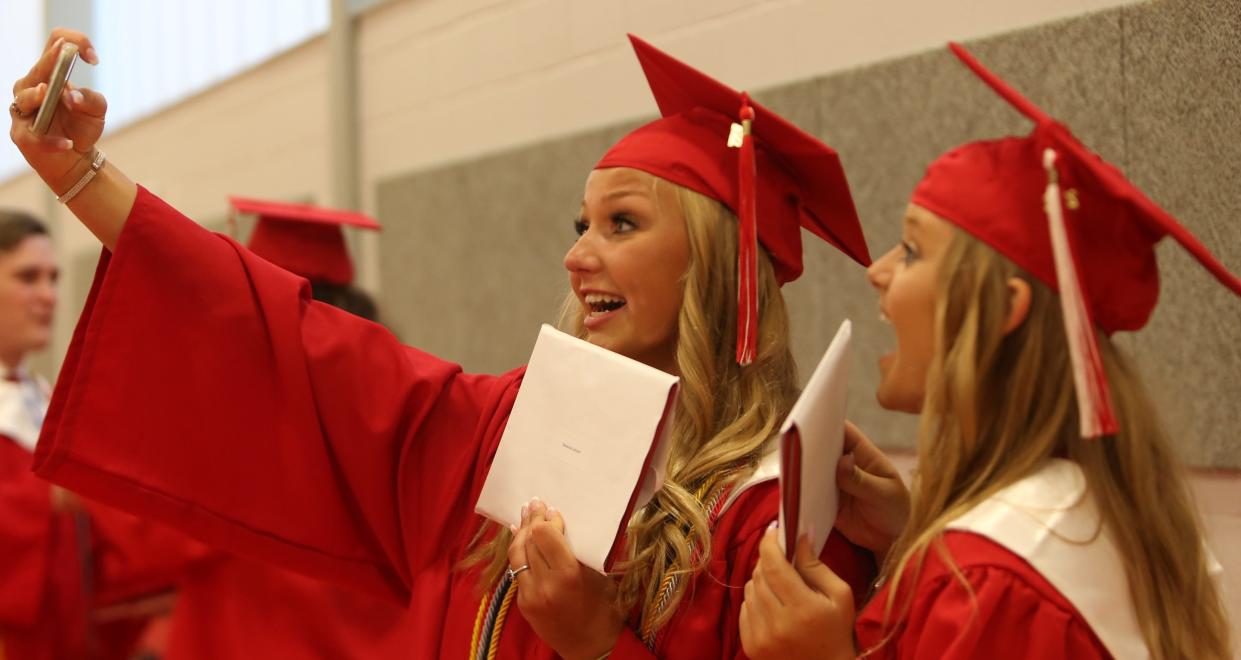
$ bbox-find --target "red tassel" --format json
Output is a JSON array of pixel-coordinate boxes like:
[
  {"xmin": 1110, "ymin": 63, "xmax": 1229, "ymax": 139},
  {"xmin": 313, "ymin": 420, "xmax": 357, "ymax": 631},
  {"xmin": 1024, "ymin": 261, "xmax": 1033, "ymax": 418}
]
[
  {"xmin": 735, "ymin": 95, "xmax": 758, "ymax": 366},
  {"xmin": 1042, "ymin": 149, "xmax": 1118, "ymax": 438}
]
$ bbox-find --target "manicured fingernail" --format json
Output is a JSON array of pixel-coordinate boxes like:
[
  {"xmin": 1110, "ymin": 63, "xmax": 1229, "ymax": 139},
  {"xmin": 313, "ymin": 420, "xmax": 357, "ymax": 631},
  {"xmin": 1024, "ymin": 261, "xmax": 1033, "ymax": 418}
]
[
  {"xmin": 53, "ymin": 37, "xmax": 65, "ymax": 51},
  {"xmin": 768, "ymin": 520, "xmax": 778, "ymax": 530},
  {"xmin": 547, "ymin": 505, "xmax": 557, "ymax": 514},
  {"xmin": 55, "ymin": 138, "xmax": 73, "ymax": 150},
  {"xmin": 69, "ymin": 90, "xmax": 83, "ymax": 105},
  {"xmin": 84, "ymin": 47, "xmax": 98, "ymax": 64},
  {"xmin": 509, "ymin": 523, "xmax": 518, "ymax": 533},
  {"xmin": 520, "ymin": 504, "xmax": 529, "ymax": 521}
]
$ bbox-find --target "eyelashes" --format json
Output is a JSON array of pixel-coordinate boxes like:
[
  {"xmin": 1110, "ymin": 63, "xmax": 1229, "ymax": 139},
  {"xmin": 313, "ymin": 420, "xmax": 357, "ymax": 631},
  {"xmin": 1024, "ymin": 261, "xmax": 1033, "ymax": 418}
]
[
  {"xmin": 572, "ymin": 214, "xmax": 637, "ymax": 237},
  {"xmin": 901, "ymin": 241, "xmax": 918, "ymax": 265}
]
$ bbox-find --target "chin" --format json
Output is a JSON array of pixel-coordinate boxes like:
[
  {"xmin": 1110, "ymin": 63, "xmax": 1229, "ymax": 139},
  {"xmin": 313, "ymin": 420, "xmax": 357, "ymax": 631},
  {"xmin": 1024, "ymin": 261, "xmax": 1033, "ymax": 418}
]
[
  {"xmin": 875, "ymin": 383, "xmax": 923, "ymax": 414},
  {"xmin": 23, "ymin": 334, "xmax": 51, "ymax": 354}
]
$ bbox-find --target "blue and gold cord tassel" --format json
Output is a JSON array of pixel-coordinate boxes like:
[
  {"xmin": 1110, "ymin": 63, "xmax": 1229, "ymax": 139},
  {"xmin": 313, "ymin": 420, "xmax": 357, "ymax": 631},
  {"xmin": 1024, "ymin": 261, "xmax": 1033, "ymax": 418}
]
[{"xmin": 470, "ymin": 571, "xmax": 519, "ymax": 660}]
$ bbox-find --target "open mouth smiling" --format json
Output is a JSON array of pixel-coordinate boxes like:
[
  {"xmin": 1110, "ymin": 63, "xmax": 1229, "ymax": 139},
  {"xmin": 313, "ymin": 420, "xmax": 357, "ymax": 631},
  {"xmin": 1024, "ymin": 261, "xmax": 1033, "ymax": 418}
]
[{"xmin": 584, "ymin": 293, "xmax": 627, "ymax": 318}]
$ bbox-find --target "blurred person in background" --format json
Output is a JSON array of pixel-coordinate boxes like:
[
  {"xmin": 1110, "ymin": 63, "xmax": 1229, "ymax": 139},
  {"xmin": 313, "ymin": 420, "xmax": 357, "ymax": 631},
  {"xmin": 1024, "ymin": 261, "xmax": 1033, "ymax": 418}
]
[{"xmin": 0, "ymin": 208, "xmax": 161, "ymax": 660}]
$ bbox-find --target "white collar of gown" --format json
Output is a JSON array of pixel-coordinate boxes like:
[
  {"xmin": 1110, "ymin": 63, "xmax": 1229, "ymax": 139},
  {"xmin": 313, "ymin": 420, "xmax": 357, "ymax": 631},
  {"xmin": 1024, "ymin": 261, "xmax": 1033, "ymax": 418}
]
[
  {"xmin": 944, "ymin": 458, "xmax": 1163, "ymax": 659},
  {"xmin": 0, "ymin": 368, "xmax": 49, "ymax": 452}
]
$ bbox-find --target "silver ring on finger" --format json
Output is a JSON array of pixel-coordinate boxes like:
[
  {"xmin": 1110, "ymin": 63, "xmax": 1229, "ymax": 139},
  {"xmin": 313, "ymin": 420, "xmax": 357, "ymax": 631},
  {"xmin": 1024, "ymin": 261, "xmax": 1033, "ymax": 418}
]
[
  {"xmin": 507, "ymin": 564, "xmax": 530, "ymax": 582},
  {"xmin": 9, "ymin": 100, "xmax": 25, "ymax": 118}
]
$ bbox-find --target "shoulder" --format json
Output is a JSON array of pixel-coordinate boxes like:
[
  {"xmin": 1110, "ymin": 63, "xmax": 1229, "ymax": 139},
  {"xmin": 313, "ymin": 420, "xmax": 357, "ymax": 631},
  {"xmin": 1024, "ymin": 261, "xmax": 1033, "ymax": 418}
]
[
  {"xmin": 935, "ymin": 531, "xmax": 1088, "ymax": 612},
  {"xmin": 857, "ymin": 532, "xmax": 1110, "ymax": 658},
  {"xmin": 709, "ymin": 449, "xmax": 782, "ymax": 547},
  {"xmin": 712, "ymin": 472, "xmax": 779, "ymax": 552},
  {"xmin": 910, "ymin": 531, "xmax": 1100, "ymax": 630}
]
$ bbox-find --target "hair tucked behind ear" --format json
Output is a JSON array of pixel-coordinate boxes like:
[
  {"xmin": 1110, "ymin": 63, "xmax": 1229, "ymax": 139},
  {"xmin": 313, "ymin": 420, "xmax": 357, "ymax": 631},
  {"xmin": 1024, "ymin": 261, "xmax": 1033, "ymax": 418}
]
[
  {"xmin": 869, "ymin": 230, "xmax": 1231, "ymax": 659},
  {"xmin": 462, "ymin": 181, "xmax": 799, "ymax": 638}
]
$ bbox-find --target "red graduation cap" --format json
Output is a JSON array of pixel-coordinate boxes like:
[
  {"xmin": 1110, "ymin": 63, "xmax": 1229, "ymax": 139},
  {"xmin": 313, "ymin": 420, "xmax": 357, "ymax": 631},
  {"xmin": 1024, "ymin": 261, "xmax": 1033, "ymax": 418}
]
[
  {"xmin": 597, "ymin": 35, "xmax": 871, "ymax": 365},
  {"xmin": 230, "ymin": 196, "xmax": 381, "ymax": 285},
  {"xmin": 913, "ymin": 42, "xmax": 1241, "ymax": 437}
]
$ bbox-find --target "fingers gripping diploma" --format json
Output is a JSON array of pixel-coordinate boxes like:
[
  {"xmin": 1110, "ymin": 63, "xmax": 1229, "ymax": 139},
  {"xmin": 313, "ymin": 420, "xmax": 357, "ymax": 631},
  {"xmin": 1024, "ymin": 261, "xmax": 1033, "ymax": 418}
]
[
  {"xmin": 740, "ymin": 527, "xmax": 856, "ymax": 660},
  {"xmin": 833, "ymin": 421, "xmax": 910, "ymax": 558},
  {"xmin": 507, "ymin": 498, "xmax": 626, "ymax": 660}
]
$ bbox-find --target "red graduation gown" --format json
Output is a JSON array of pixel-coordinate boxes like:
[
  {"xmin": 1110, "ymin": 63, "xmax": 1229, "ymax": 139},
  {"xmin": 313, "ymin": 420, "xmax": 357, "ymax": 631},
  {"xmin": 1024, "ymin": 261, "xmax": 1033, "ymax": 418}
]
[
  {"xmin": 34, "ymin": 187, "xmax": 875, "ymax": 658},
  {"xmin": 90, "ymin": 508, "xmax": 422, "ymax": 660},
  {"xmin": 0, "ymin": 436, "xmax": 163, "ymax": 660},
  {"xmin": 161, "ymin": 554, "xmax": 422, "ymax": 659},
  {"xmin": 854, "ymin": 531, "xmax": 1111, "ymax": 659}
]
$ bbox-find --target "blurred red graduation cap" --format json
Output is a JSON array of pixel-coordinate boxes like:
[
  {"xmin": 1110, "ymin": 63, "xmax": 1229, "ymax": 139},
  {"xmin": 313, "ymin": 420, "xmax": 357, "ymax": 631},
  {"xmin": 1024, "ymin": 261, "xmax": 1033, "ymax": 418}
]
[
  {"xmin": 598, "ymin": 34, "xmax": 871, "ymax": 365},
  {"xmin": 229, "ymin": 196, "xmax": 380, "ymax": 286},
  {"xmin": 912, "ymin": 42, "xmax": 1241, "ymax": 437}
]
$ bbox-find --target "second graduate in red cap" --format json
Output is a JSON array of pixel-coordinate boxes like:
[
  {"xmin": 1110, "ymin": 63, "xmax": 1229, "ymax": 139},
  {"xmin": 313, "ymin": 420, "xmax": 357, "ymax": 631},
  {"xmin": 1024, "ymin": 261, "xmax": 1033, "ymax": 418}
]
[
  {"xmin": 739, "ymin": 43, "xmax": 1235, "ymax": 660},
  {"xmin": 15, "ymin": 30, "xmax": 876, "ymax": 659}
]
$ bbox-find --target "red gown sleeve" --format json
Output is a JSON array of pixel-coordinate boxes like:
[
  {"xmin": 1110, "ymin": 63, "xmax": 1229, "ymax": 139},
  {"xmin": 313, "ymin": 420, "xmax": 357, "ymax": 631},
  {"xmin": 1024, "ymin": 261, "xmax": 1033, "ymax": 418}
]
[
  {"xmin": 34, "ymin": 186, "xmax": 520, "ymax": 604},
  {"xmin": 891, "ymin": 566, "xmax": 1109, "ymax": 658},
  {"xmin": 855, "ymin": 534, "xmax": 1110, "ymax": 659}
]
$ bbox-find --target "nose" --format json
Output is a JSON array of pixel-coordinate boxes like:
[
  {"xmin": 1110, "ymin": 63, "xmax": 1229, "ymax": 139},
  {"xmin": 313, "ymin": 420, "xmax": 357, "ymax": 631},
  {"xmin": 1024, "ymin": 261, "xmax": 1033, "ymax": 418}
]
[
  {"xmin": 563, "ymin": 232, "xmax": 602, "ymax": 275},
  {"xmin": 867, "ymin": 245, "xmax": 900, "ymax": 292}
]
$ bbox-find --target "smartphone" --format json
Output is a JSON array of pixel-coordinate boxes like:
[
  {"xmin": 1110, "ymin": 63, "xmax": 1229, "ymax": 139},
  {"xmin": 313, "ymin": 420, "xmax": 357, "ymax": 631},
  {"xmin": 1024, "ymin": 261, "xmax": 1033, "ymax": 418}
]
[{"xmin": 30, "ymin": 42, "xmax": 79, "ymax": 135}]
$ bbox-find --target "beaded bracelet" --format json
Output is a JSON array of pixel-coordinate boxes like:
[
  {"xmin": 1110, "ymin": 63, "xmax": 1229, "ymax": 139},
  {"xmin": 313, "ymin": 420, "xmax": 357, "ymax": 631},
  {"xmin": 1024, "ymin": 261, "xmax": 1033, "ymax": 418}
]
[{"xmin": 58, "ymin": 149, "xmax": 106, "ymax": 204}]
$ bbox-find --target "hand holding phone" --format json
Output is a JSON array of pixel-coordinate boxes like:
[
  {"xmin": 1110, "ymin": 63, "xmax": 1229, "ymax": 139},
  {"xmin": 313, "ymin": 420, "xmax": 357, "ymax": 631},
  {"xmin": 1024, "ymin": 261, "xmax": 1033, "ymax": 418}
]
[{"xmin": 30, "ymin": 42, "xmax": 80, "ymax": 135}]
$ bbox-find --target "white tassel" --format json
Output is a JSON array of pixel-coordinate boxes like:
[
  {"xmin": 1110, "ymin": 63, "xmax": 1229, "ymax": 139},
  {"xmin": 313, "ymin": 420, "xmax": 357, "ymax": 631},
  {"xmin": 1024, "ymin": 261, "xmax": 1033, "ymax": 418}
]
[{"xmin": 1043, "ymin": 149, "xmax": 1118, "ymax": 438}]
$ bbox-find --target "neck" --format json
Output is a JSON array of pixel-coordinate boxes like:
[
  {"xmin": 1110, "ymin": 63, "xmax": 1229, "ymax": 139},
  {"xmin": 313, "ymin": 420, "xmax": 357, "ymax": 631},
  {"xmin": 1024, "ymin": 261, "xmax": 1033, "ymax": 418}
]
[
  {"xmin": 646, "ymin": 351, "xmax": 680, "ymax": 377},
  {"xmin": 0, "ymin": 352, "xmax": 24, "ymax": 376}
]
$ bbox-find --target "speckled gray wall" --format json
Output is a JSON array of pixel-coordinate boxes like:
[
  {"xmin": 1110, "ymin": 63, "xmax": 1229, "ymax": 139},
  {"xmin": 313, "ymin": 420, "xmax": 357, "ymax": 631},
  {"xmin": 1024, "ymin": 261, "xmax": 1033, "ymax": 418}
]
[{"xmin": 377, "ymin": 0, "xmax": 1241, "ymax": 468}]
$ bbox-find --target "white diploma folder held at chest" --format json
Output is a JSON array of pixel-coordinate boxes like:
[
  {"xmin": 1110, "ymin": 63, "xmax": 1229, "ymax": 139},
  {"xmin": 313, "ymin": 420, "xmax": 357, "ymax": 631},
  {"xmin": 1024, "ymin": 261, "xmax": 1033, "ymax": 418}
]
[
  {"xmin": 779, "ymin": 319, "xmax": 851, "ymax": 560},
  {"xmin": 476, "ymin": 324, "xmax": 680, "ymax": 573}
]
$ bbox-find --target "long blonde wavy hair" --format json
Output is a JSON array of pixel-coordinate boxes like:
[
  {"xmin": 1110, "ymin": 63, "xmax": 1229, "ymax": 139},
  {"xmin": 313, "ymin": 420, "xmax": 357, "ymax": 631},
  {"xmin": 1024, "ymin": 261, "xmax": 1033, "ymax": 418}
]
[
  {"xmin": 871, "ymin": 230, "xmax": 1232, "ymax": 659},
  {"xmin": 464, "ymin": 179, "xmax": 799, "ymax": 634}
]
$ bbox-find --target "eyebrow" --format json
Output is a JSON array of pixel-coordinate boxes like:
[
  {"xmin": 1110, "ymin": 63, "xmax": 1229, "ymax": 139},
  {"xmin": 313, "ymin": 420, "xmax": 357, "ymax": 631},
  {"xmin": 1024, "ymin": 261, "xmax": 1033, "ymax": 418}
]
[
  {"xmin": 580, "ymin": 188, "xmax": 651, "ymax": 207},
  {"xmin": 902, "ymin": 213, "xmax": 925, "ymax": 235}
]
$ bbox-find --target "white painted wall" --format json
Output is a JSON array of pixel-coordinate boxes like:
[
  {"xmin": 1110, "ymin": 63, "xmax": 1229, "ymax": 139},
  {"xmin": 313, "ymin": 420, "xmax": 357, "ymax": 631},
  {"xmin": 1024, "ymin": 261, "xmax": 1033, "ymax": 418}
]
[{"xmin": 2, "ymin": 0, "xmax": 1144, "ymax": 363}]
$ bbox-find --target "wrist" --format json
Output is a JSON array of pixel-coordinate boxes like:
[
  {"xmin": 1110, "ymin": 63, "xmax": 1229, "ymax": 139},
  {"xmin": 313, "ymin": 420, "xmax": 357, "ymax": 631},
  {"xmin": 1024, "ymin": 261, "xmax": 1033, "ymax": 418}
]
[
  {"xmin": 47, "ymin": 149, "xmax": 97, "ymax": 198},
  {"xmin": 563, "ymin": 623, "xmax": 623, "ymax": 660}
]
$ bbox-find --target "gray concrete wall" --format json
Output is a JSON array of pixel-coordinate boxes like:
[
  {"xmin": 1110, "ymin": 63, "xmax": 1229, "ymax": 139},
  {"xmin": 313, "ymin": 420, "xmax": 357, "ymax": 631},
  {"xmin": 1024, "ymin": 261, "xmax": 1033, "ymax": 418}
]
[{"xmin": 377, "ymin": 0, "xmax": 1241, "ymax": 467}]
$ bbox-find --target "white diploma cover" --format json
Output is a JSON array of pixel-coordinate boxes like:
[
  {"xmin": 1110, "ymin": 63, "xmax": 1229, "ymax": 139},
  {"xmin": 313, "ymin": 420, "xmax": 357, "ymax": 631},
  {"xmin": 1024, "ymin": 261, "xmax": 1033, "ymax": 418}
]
[
  {"xmin": 779, "ymin": 319, "xmax": 851, "ymax": 559},
  {"xmin": 475, "ymin": 325, "xmax": 680, "ymax": 573}
]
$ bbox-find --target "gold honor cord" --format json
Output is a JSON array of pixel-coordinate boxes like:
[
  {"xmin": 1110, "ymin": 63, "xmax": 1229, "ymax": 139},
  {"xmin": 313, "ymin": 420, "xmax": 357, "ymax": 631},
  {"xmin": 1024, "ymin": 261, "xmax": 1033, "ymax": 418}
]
[
  {"xmin": 469, "ymin": 571, "xmax": 518, "ymax": 659},
  {"xmin": 639, "ymin": 468, "xmax": 742, "ymax": 649}
]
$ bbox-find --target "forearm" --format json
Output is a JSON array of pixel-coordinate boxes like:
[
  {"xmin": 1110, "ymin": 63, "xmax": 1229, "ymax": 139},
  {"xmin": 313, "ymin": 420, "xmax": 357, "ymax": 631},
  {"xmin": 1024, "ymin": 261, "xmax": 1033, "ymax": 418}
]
[{"xmin": 45, "ymin": 151, "xmax": 135, "ymax": 251}]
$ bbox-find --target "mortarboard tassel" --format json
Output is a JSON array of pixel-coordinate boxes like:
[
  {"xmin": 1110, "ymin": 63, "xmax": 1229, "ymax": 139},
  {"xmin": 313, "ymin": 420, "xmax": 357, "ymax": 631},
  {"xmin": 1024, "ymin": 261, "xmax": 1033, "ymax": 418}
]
[
  {"xmin": 733, "ymin": 94, "xmax": 758, "ymax": 366},
  {"xmin": 1042, "ymin": 148, "xmax": 1118, "ymax": 438}
]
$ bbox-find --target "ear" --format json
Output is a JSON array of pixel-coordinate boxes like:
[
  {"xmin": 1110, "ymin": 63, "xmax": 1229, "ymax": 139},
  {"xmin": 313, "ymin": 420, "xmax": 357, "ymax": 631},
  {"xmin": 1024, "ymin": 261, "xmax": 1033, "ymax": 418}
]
[{"xmin": 1002, "ymin": 277, "xmax": 1032, "ymax": 335}]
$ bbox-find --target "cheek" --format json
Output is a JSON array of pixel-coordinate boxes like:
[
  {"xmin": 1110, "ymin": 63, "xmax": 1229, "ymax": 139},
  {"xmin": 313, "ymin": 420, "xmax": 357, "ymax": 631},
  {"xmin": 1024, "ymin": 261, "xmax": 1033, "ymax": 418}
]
[
  {"xmin": 888, "ymin": 278, "xmax": 938, "ymax": 369},
  {"xmin": 630, "ymin": 267, "xmax": 682, "ymax": 330},
  {"xmin": 649, "ymin": 252, "xmax": 689, "ymax": 327}
]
